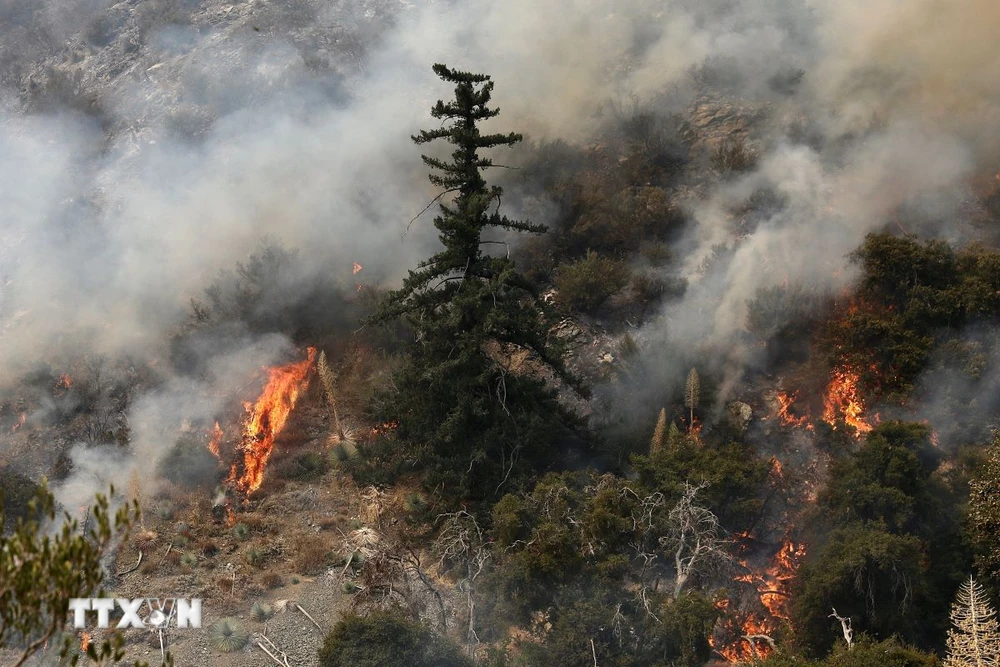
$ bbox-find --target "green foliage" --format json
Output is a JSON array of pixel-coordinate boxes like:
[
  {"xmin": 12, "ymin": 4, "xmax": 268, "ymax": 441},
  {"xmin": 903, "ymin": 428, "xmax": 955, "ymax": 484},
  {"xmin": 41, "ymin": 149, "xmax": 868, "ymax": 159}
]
[
  {"xmin": 830, "ymin": 234, "xmax": 1000, "ymax": 401},
  {"xmin": 793, "ymin": 524, "xmax": 929, "ymax": 655},
  {"xmin": 317, "ymin": 611, "xmax": 471, "ymax": 667},
  {"xmin": 366, "ymin": 64, "xmax": 584, "ymax": 501},
  {"xmin": 820, "ymin": 421, "xmax": 939, "ymax": 533},
  {"xmin": 823, "ymin": 638, "xmax": 938, "ymax": 667},
  {"xmin": 208, "ymin": 618, "xmax": 249, "ymax": 653},
  {"xmin": 0, "ymin": 481, "xmax": 163, "ymax": 667},
  {"xmin": 554, "ymin": 250, "xmax": 629, "ymax": 313},
  {"xmin": 0, "ymin": 467, "xmax": 41, "ymax": 525},
  {"xmin": 632, "ymin": 439, "xmax": 770, "ymax": 528},
  {"xmin": 968, "ymin": 438, "xmax": 1000, "ymax": 580},
  {"xmin": 251, "ymin": 602, "xmax": 274, "ymax": 622},
  {"xmin": 231, "ymin": 522, "xmax": 251, "ymax": 540}
]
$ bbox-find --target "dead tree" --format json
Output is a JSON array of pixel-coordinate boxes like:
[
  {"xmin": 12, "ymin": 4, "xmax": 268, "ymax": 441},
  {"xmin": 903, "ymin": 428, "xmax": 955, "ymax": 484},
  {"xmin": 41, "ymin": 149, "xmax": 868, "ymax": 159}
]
[
  {"xmin": 661, "ymin": 482, "xmax": 730, "ymax": 598},
  {"xmin": 435, "ymin": 511, "xmax": 490, "ymax": 655},
  {"xmin": 829, "ymin": 608, "xmax": 854, "ymax": 650}
]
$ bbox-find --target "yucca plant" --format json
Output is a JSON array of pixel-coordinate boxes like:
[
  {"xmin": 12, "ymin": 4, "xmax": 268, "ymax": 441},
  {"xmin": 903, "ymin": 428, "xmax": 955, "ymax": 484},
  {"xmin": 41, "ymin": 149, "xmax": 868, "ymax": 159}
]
[
  {"xmin": 208, "ymin": 618, "xmax": 249, "ymax": 653},
  {"xmin": 251, "ymin": 602, "xmax": 273, "ymax": 622}
]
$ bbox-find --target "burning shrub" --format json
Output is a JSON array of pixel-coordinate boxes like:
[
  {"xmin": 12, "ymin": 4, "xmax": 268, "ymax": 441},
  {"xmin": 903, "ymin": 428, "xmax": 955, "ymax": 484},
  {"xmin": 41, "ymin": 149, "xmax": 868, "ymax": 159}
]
[
  {"xmin": 554, "ymin": 251, "xmax": 630, "ymax": 313},
  {"xmin": 207, "ymin": 618, "xmax": 249, "ymax": 653}
]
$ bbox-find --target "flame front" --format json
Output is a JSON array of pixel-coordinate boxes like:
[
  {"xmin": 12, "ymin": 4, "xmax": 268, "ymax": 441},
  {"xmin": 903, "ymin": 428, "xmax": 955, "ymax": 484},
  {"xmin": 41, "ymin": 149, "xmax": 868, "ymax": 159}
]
[
  {"xmin": 80, "ymin": 631, "xmax": 91, "ymax": 653},
  {"xmin": 775, "ymin": 391, "xmax": 809, "ymax": 427},
  {"xmin": 229, "ymin": 347, "xmax": 316, "ymax": 497},
  {"xmin": 822, "ymin": 366, "xmax": 876, "ymax": 435},
  {"xmin": 353, "ymin": 262, "xmax": 363, "ymax": 274},
  {"xmin": 714, "ymin": 537, "xmax": 806, "ymax": 661},
  {"xmin": 207, "ymin": 421, "xmax": 223, "ymax": 458},
  {"xmin": 57, "ymin": 374, "xmax": 73, "ymax": 390}
]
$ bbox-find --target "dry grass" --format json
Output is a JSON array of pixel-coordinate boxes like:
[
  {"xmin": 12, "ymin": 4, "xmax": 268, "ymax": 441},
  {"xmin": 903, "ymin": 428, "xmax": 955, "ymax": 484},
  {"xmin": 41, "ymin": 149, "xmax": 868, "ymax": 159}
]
[{"xmin": 293, "ymin": 535, "xmax": 332, "ymax": 575}]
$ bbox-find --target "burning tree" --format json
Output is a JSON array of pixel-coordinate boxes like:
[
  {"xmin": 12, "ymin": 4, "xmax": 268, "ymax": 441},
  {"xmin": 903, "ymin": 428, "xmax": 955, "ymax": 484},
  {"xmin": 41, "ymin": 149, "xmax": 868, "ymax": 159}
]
[{"xmin": 368, "ymin": 64, "xmax": 582, "ymax": 498}]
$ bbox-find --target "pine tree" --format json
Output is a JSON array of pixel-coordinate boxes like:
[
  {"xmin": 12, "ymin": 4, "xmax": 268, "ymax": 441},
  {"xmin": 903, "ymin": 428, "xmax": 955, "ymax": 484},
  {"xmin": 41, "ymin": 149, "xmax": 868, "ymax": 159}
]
[
  {"xmin": 650, "ymin": 407, "xmax": 667, "ymax": 454},
  {"xmin": 370, "ymin": 64, "xmax": 583, "ymax": 499},
  {"xmin": 944, "ymin": 576, "xmax": 1000, "ymax": 667},
  {"xmin": 684, "ymin": 367, "xmax": 700, "ymax": 432}
]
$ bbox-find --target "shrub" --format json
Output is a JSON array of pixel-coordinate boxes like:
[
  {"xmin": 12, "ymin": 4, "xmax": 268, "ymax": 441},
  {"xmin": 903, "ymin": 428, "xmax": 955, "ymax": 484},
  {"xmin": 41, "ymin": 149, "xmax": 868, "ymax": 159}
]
[
  {"xmin": 200, "ymin": 540, "xmax": 219, "ymax": 557},
  {"xmin": 317, "ymin": 611, "xmax": 471, "ymax": 667},
  {"xmin": 710, "ymin": 137, "xmax": 758, "ymax": 174},
  {"xmin": 554, "ymin": 251, "xmax": 630, "ymax": 313},
  {"xmin": 179, "ymin": 552, "xmax": 198, "ymax": 568},
  {"xmin": 231, "ymin": 523, "xmax": 251, "ymax": 541},
  {"xmin": 208, "ymin": 618, "xmax": 249, "ymax": 653},
  {"xmin": 251, "ymin": 602, "xmax": 273, "ymax": 622},
  {"xmin": 294, "ymin": 536, "xmax": 331, "ymax": 575},
  {"xmin": 0, "ymin": 468, "xmax": 41, "ymax": 524},
  {"xmin": 261, "ymin": 572, "xmax": 284, "ymax": 589}
]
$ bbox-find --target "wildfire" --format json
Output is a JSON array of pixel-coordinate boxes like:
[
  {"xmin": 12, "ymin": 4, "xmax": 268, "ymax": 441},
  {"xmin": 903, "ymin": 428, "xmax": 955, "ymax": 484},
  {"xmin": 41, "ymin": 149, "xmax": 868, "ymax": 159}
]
[
  {"xmin": 775, "ymin": 391, "xmax": 809, "ymax": 427},
  {"xmin": 367, "ymin": 420, "xmax": 399, "ymax": 439},
  {"xmin": 57, "ymin": 373, "xmax": 73, "ymax": 390},
  {"xmin": 229, "ymin": 347, "xmax": 316, "ymax": 497},
  {"xmin": 714, "ymin": 537, "xmax": 807, "ymax": 662},
  {"xmin": 353, "ymin": 262, "xmax": 363, "ymax": 274},
  {"xmin": 207, "ymin": 421, "xmax": 223, "ymax": 458},
  {"xmin": 822, "ymin": 366, "xmax": 876, "ymax": 435},
  {"xmin": 10, "ymin": 411, "xmax": 26, "ymax": 433},
  {"xmin": 80, "ymin": 632, "xmax": 91, "ymax": 653}
]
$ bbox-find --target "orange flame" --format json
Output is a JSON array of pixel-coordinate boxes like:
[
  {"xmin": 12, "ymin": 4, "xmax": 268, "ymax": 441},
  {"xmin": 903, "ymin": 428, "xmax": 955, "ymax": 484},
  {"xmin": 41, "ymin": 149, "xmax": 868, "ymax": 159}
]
[
  {"xmin": 207, "ymin": 421, "xmax": 224, "ymax": 458},
  {"xmin": 229, "ymin": 348, "xmax": 316, "ymax": 497},
  {"xmin": 822, "ymin": 366, "xmax": 876, "ymax": 435},
  {"xmin": 10, "ymin": 411, "xmax": 26, "ymax": 433},
  {"xmin": 353, "ymin": 262, "xmax": 363, "ymax": 274},
  {"xmin": 367, "ymin": 420, "xmax": 399, "ymax": 439},
  {"xmin": 775, "ymin": 391, "xmax": 809, "ymax": 427},
  {"xmin": 80, "ymin": 632, "xmax": 91, "ymax": 653},
  {"xmin": 714, "ymin": 537, "xmax": 807, "ymax": 661},
  {"xmin": 57, "ymin": 374, "xmax": 73, "ymax": 390}
]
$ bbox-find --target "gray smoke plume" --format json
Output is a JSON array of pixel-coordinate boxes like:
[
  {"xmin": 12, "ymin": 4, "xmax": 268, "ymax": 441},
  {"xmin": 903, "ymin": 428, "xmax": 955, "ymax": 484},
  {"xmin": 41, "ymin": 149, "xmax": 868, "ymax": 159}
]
[{"xmin": 0, "ymin": 0, "xmax": 997, "ymax": 501}]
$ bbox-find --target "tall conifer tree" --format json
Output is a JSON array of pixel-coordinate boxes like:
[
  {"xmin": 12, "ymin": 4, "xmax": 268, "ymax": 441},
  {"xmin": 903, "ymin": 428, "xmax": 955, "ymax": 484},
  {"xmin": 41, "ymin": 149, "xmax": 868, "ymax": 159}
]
[{"xmin": 371, "ymin": 64, "xmax": 581, "ymax": 499}]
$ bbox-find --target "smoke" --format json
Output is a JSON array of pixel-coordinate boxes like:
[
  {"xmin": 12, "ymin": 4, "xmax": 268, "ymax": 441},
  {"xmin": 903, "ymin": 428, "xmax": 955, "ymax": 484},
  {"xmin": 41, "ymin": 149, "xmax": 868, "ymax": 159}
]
[{"xmin": 1, "ymin": 0, "xmax": 998, "ymax": 498}]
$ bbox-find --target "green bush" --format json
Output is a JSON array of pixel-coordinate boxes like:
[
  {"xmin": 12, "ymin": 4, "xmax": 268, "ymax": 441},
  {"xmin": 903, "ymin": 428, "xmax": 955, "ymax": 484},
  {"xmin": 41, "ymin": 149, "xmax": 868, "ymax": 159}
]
[
  {"xmin": 555, "ymin": 251, "xmax": 630, "ymax": 313},
  {"xmin": 317, "ymin": 611, "xmax": 471, "ymax": 667}
]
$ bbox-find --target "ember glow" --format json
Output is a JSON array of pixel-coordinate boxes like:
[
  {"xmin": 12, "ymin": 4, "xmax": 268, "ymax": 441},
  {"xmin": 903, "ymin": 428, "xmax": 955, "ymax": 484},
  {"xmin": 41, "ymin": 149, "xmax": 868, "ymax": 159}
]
[
  {"xmin": 57, "ymin": 374, "xmax": 73, "ymax": 390},
  {"xmin": 229, "ymin": 347, "xmax": 316, "ymax": 497},
  {"xmin": 366, "ymin": 420, "xmax": 399, "ymax": 439},
  {"xmin": 713, "ymin": 537, "xmax": 807, "ymax": 662},
  {"xmin": 80, "ymin": 632, "xmax": 91, "ymax": 653},
  {"xmin": 207, "ymin": 421, "xmax": 223, "ymax": 458},
  {"xmin": 353, "ymin": 262, "xmax": 363, "ymax": 274},
  {"xmin": 775, "ymin": 391, "xmax": 809, "ymax": 427},
  {"xmin": 821, "ymin": 366, "xmax": 876, "ymax": 435},
  {"xmin": 10, "ymin": 411, "xmax": 26, "ymax": 433}
]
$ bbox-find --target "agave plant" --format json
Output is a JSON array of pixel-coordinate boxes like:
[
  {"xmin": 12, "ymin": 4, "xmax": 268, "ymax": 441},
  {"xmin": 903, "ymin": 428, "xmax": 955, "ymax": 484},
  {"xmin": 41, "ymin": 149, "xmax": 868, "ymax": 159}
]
[{"xmin": 208, "ymin": 617, "xmax": 249, "ymax": 653}]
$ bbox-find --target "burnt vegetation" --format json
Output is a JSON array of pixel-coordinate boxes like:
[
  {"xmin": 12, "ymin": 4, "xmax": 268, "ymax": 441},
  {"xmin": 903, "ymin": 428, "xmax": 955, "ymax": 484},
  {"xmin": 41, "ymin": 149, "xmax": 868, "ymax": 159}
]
[{"xmin": 2, "ymin": 11, "xmax": 1000, "ymax": 666}]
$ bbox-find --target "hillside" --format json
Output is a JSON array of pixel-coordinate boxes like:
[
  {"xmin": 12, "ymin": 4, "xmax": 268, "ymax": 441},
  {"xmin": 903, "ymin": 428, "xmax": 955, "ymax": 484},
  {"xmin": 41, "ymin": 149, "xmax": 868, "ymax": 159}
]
[{"xmin": 2, "ymin": 1, "xmax": 1000, "ymax": 666}]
